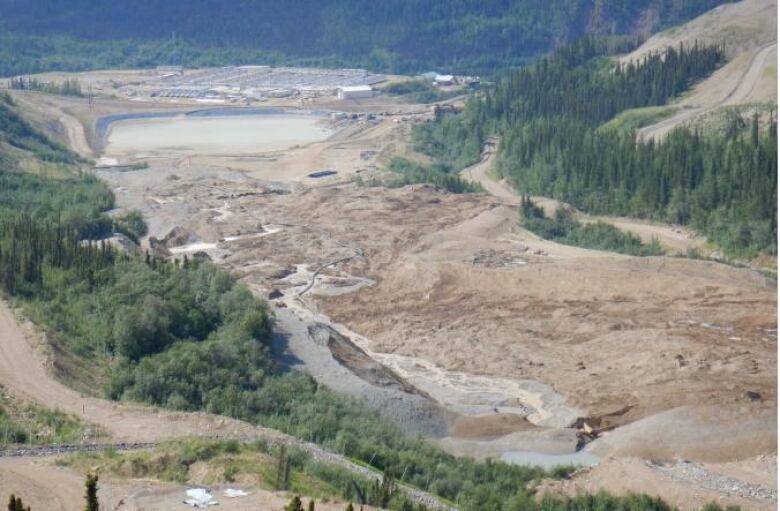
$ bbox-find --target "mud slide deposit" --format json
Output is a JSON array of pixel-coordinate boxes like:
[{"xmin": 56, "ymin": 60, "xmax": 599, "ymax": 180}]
[{"xmin": 274, "ymin": 277, "xmax": 585, "ymax": 460}]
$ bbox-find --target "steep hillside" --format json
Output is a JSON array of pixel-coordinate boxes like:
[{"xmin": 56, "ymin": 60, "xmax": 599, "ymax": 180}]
[
  {"xmin": 624, "ymin": 0, "xmax": 777, "ymax": 139},
  {"xmin": 0, "ymin": 0, "xmax": 734, "ymax": 74}
]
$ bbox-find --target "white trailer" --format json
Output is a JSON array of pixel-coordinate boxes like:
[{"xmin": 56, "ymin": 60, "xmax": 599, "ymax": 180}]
[{"xmin": 337, "ymin": 85, "xmax": 374, "ymax": 100}]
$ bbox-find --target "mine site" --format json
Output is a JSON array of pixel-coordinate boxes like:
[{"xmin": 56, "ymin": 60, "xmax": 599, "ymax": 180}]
[{"xmin": 0, "ymin": 0, "xmax": 776, "ymax": 510}]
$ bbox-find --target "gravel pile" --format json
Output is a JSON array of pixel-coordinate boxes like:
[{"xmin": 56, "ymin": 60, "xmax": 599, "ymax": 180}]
[{"xmin": 647, "ymin": 459, "xmax": 777, "ymax": 502}]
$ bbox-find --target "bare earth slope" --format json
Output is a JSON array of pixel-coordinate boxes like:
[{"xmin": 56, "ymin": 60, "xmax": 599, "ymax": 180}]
[
  {"xmin": 0, "ymin": 456, "xmax": 369, "ymax": 511},
  {"xmin": 625, "ymin": 0, "xmax": 777, "ymax": 139},
  {"xmin": 0, "ymin": 300, "xmax": 263, "ymax": 442}
]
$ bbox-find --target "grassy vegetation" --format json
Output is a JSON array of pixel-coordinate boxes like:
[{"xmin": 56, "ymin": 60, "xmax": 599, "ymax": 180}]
[
  {"xmin": 60, "ymin": 439, "xmax": 741, "ymax": 511},
  {"xmin": 600, "ymin": 105, "xmax": 677, "ymax": 132},
  {"xmin": 0, "ymin": 386, "xmax": 92, "ymax": 446},
  {"xmin": 357, "ymin": 157, "xmax": 483, "ymax": 194},
  {"xmin": 62, "ymin": 438, "xmax": 428, "ymax": 509},
  {"xmin": 0, "ymin": 93, "xmax": 81, "ymax": 165},
  {"xmin": 382, "ymin": 80, "xmax": 467, "ymax": 103},
  {"xmin": 521, "ymin": 197, "xmax": 664, "ymax": 256}
]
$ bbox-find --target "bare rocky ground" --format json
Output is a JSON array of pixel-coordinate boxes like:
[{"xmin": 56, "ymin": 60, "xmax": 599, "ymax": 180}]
[{"xmin": 537, "ymin": 455, "xmax": 778, "ymax": 511}]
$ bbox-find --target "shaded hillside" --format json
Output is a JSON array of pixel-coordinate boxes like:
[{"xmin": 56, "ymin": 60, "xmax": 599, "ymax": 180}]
[{"xmin": 0, "ymin": 0, "xmax": 734, "ymax": 74}]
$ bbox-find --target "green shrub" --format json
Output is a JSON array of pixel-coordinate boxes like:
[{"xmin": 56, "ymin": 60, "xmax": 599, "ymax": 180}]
[
  {"xmin": 113, "ymin": 210, "xmax": 147, "ymax": 242},
  {"xmin": 521, "ymin": 198, "xmax": 663, "ymax": 256}
]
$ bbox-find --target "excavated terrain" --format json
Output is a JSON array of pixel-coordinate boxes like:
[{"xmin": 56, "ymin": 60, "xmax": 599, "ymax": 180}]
[{"xmin": 1, "ymin": 32, "xmax": 776, "ymax": 507}]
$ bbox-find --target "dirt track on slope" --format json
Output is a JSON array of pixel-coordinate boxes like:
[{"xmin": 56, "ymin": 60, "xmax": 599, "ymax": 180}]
[
  {"xmin": 0, "ymin": 456, "xmax": 380, "ymax": 511},
  {"xmin": 0, "ymin": 300, "xmax": 262, "ymax": 443},
  {"xmin": 638, "ymin": 42, "xmax": 777, "ymax": 140},
  {"xmin": 627, "ymin": 0, "xmax": 777, "ymax": 139},
  {"xmin": 459, "ymin": 144, "xmax": 706, "ymax": 254}
]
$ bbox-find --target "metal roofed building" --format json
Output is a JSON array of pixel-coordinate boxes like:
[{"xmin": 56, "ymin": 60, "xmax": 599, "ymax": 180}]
[{"xmin": 337, "ymin": 85, "xmax": 374, "ymax": 100}]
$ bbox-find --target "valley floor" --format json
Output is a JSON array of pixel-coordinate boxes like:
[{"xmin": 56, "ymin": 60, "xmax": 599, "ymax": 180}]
[{"xmin": 0, "ymin": 64, "xmax": 776, "ymax": 509}]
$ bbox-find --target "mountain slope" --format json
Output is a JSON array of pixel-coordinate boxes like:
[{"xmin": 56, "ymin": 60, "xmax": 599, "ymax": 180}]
[
  {"xmin": 624, "ymin": 0, "xmax": 777, "ymax": 139},
  {"xmin": 0, "ymin": 0, "xmax": 735, "ymax": 73}
]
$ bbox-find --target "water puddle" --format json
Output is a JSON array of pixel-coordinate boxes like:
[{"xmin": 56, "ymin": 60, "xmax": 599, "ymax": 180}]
[
  {"xmin": 224, "ymin": 226, "xmax": 282, "ymax": 242},
  {"xmin": 168, "ymin": 242, "xmax": 218, "ymax": 253}
]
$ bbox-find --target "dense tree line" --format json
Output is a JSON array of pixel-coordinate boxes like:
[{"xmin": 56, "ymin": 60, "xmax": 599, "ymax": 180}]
[
  {"xmin": 414, "ymin": 38, "xmax": 724, "ymax": 168},
  {"xmin": 481, "ymin": 41, "xmax": 724, "ymax": 126},
  {"xmin": 8, "ymin": 76, "xmax": 83, "ymax": 96},
  {"xmin": 0, "ymin": 0, "xmax": 732, "ymax": 76},
  {"xmin": 521, "ymin": 196, "xmax": 664, "ymax": 256},
  {"xmin": 500, "ymin": 116, "xmax": 777, "ymax": 255},
  {"xmin": 415, "ymin": 37, "xmax": 776, "ymax": 256}
]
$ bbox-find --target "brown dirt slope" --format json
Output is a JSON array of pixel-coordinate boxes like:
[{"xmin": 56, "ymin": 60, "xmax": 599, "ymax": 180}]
[{"xmin": 624, "ymin": 0, "xmax": 777, "ymax": 139}]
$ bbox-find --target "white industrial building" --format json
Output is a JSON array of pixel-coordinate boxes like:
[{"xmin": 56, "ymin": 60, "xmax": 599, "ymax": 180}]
[
  {"xmin": 434, "ymin": 74, "xmax": 455, "ymax": 86},
  {"xmin": 337, "ymin": 85, "xmax": 374, "ymax": 100}
]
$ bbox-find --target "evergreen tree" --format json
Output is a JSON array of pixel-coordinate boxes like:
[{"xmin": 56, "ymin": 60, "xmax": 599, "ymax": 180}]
[
  {"xmin": 285, "ymin": 496, "xmax": 303, "ymax": 511},
  {"xmin": 84, "ymin": 474, "xmax": 98, "ymax": 511},
  {"xmin": 7, "ymin": 495, "xmax": 30, "ymax": 511},
  {"xmin": 416, "ymin": 37, "xmax": 775, "ymax": 256},
  {"xmin": 275, "ymin": 445, "xmax": 290, "ymax": 491}
]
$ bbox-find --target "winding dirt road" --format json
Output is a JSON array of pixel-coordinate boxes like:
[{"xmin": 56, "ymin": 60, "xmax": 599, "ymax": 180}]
[
  {"xmin": 459, "ymin": 143, "xmax": 706, "ymax": 253},
  {"xmin": 0, "ymin": 300, "xmax": 262, "ymax": 442},
  {"xmin": 638, "ymin": 42, "xmax": 778, "ymax": 140},
  {"xmin": 459, "ymin": 145, "xmax": 520, "ymax": 205}
]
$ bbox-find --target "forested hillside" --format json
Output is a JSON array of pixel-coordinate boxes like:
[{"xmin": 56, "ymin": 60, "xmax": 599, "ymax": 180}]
[
  {"xmin": 0, "ymin": 0, "xmax": 733, "ymax": 75},
  {"xmin": 414, "ymin": 37, "xmax": 777, "ymax": 257}
]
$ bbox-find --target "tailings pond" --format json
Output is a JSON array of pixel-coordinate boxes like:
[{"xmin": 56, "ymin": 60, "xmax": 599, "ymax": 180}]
[{"xmin": 102, "ymin": 109, "xmax": 333, "ymax": 157}]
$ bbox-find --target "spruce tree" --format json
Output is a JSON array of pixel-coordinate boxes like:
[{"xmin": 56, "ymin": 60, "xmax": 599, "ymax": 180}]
[
  {"xmin": 285, "ymin": 496, "xmax": 303, "ymax": 511},
  {"xmin": 84, "ymin": 474, "xmax": 98, "ymax": 511}
]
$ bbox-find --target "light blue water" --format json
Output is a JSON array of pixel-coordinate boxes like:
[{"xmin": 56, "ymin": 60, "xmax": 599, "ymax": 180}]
[
  {"xmin": 96, "ymin": 107, "xmax": 330, "ymax": 145},
  {"xmin": 501, "ymin": 450, "xmax": 600, "ymax": 469}
]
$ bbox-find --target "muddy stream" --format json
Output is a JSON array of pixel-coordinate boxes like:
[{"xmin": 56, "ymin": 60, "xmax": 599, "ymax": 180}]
[{"xmin": 268, "ymin": 262, "xmax": 598, "ymax": 468}]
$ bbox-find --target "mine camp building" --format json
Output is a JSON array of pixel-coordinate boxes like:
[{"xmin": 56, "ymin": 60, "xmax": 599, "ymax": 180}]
[{"xmin": 337, "ymin": 85, "xmax": 374, "ymax": 100}]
